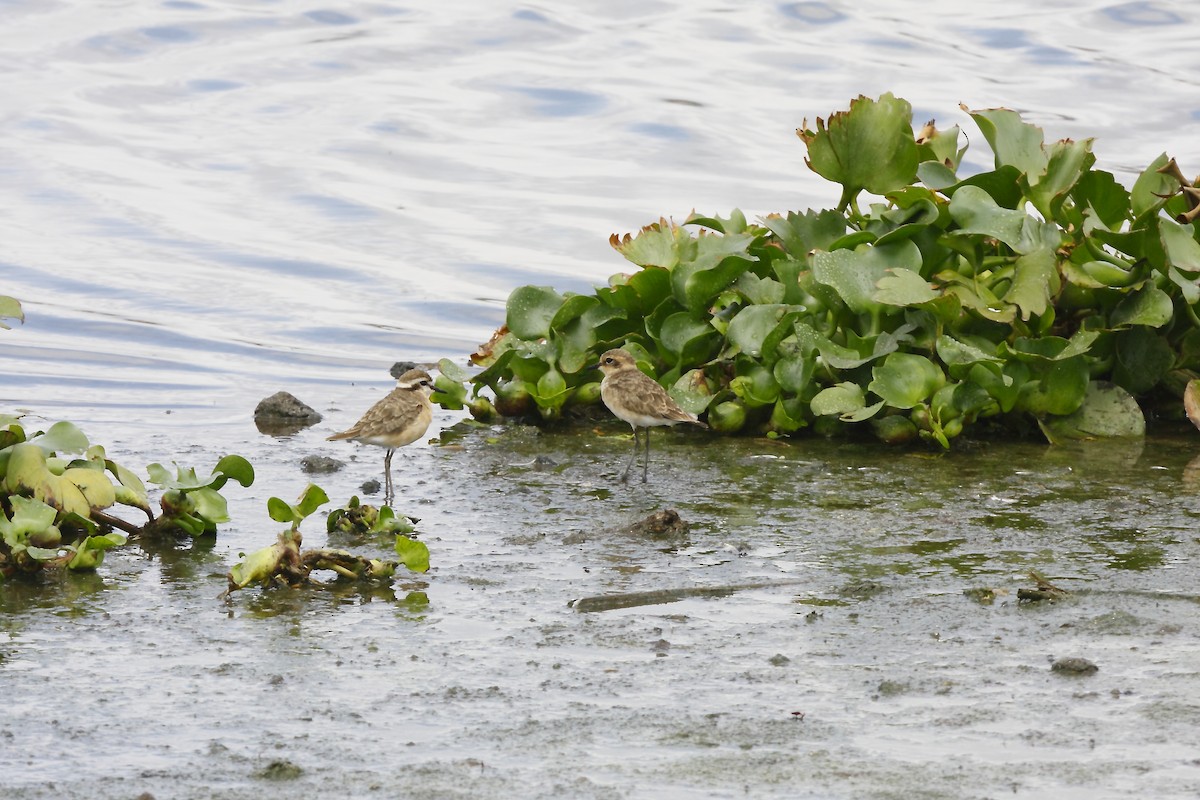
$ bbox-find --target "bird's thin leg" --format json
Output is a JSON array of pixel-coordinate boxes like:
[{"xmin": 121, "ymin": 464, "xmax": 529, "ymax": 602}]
[
  {"xmin": 384, "ymin": 448, "xmax": 395, "ymax": 505},
  {"xmin": 641, "ymin": 427, "xmax": 651, "ymax": 483},
  {"xmin": 620, "ymin": 427, "xmax": 639, "ymax": 483}
]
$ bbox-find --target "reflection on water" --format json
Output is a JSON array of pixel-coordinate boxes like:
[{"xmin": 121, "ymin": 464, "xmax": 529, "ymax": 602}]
[{"xmin": 3, "ymin": 0, "xmax": 1199, "ymax": 419}]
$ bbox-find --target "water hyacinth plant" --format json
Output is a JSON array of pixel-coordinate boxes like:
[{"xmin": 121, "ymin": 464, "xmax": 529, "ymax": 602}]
[
  {"xmin": 465, "ymin": 93, "xmax": 1200, "ymax": 447},
  {"xmin": 0, "ymin": 415, "xmax": 253, "ymax": 577}
]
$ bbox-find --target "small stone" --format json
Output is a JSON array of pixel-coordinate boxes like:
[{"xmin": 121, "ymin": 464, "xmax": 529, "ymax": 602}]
[
  {"xmin": 360, "ymin": 479, "xmax": 382, "ymax": 496},
  {"xmin": 254, "ymin": 391, "xmax": 322, "ymax": 435},
  {"xmin": 300, "ymin": 455, "xmax": 344, "ymax": 474},
  {"xmin": 255, "ymin": 759, "xmax": 303, "ymax": 781},
  {"xmin": 1051, "ymin": 657, "xmax": 1099, "ymax": 675},
  {"xmin": 390, "ymin": 361, "xmax": 420, "ymax": 378},
  {"xmin": 768, "ymin": 653, "xmax": 791, "ymax": 667}
]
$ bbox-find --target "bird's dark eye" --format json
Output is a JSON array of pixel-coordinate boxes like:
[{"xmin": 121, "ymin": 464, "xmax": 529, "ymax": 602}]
[{"xmin": 604, "ymin": 357, "xmax": 614, "ymax": 364}]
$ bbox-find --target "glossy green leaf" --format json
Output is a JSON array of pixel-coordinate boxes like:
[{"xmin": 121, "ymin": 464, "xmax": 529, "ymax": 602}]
[
  {"xmin": 659, "ymin": 312, "xmax": 716, "ymax": 361},
  {"xmin": 1017, "ymin": 358, "xmax": 1090, "ymax": 416},
  {"xmin": 873, "ymin": 268, "xmax": 938, "ymax": 306},
  {"xmin": 811, "ymin": 382, "xmax": 867, "ymax": 416},
  {"xmin": 965, "ymin": 105, "xmax": 1047, "ymax": 178},
  {"xmin": 1160, "ymin": 217, "xmax": 1200, "ymax": 272},
  {"xmin": 1110, "ymin": 286, "xmax": 1174, "ymax": 329},
  {"xmin": 812, "ymin": 240, "xmax": 921, "ymax": 315},
  {"xmin": 799, "ymin": 93, "xmax": 919, "ymax": 203},
  {"xmin": 506, "ymin": 286, "xmax": 564, "ymax": 341},
  {"xmin": 28, "ymin": 421, "xmax": 90, "ymax": 455},
  {"xmin": 0, "ymin": 295, "xmax": 23, "ymax": 329},
  {"xmin": 1131, "ymin": 153, "xmax": 1174, "ymax": 217},
  {"xmin": 761, "ymin": 209, "xmax": 847, "ymax": 260},
  {"xmin": 671, "ymin": 233, "xmax": 758, "ymax": 311},
  {"xmin": 730, "ymin": 361, "xmax": 781, "ymax": 408},
  {"xmin": 1004, "ymin": 246, "xmax": 1058, "ymax": 320},
  {"xmin": 1112, "ymin": 327, "xmax": 1173, "ymax": 395},
  {"xmin": 395, "ymin": 535, "xmax": 430, "ymax": 573},
  {"xmin": 868, "ymin": 352, "xmax": 945, "ymax": 409},
  {"xmin": 726, "ymin": 305, "xmax": 805, "ymax": 358},
  {"xmin": 1039, "ymin": 381, "xmax": 1145, "ymax": 442},
  {"xmin": 611, "ymin": 220, "xmax": 691, "ymax": 268}
]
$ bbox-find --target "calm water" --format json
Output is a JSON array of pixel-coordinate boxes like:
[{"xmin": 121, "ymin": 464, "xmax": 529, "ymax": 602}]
[{"xmin": 4, "ymin": 2, "xmax": 1200, "ymax": 798}]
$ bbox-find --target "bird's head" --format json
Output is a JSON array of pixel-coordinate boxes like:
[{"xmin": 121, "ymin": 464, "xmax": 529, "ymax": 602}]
[
  {"xmin": 592, "ymin": 349, "xmax": 636, "ymax": 376},
  {"xmin": 396, "ymin": 368, "xmax": 435, "ymax": 396}
]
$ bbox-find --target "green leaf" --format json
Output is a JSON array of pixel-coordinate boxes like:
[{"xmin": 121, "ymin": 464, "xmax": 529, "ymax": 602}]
[
  {"xmin": 948, "ymin": 185, "xmax": 1029, "ymax": 250},
  {"xmin": 1159, "ymin": 217, "xmax": 1200, "ymax": 272},
  {"xmin": 917, "ymin": 160, "xmax": 958, "ymax": 191},
  {"xmin": 1004, "ymin": 247, "xmax": 1058, "ymax": 320},
  {"xmin": 868, "ymin": 353, "xmax": 945, "ymax": 409},
  {"xmin": 395, "ymin": 535, "xmax": 430, "ymax": 573},
  {"xmin": 611, "ymin": 220, "xmax": 691, "ymax": 269},
  {"xmin": 1017, "ymin": 358, "xmax": 1090, "ymax": 416},
  {"xmin": 658, "ymin": 312, "xmax": 716, "ymax": 362},
  {"xmin": 730, "ymin": 360, "xmax": 781, "ymax": 408},
  {"xmin": 268, "ymin": 496, "xmax": 298, "ymax": 524},
  {"xmin": 773, "ymin": 350, "xmax": 815, "ymax": 394},
  {"xmin": 1039, "ymin": 381, "xmax": 1145, "ymax": 442},
  {"xmin": 1027, "ymin": 137, "xmax": 1095, "ymax": 217},
  {"xmin": 0, "ymin": 495, "xmax": 59, "ymax": 546},
  {"xmin": 1110, "ymin": 286, "xmax": 1174, "ymax": 329},
  {"xmin": 812, "ymin": 240, "xmax": 921, "ymax": 315},
  {"xmin": 669, "ymin": 370, "xmax": 717, "ymax": 415},
  {"xmin": 295, "ymin": 483, "xmax": 329, "ymax": 518},
  {"xmin": 1131, "ymin": 153, "xmax": 1174, "ymax": 217},
  {"xmin": 670, "ymin": 233, "xmax": 758, "ymax": 311},
  {"xmin": 549, "ymin": 294, "xmax": 599, "ymax": 331},
  {"xmin": 761, "ymin": 209, "xmax": 847, "ymax": 259},
  {"xmin": 725, "ymin": 305, "xmax": 805, "ymax": 359},
  {"xmin": 735, "ymin": 272, "xmax": 786, "ymax": 305},
  {"xmin": 213, "ymin": 454, "xmax": 255, "ymax": 489},
  {"xmin": 506, "ymin": 286, "xmax": 564, "ymax": 340},
  {"xmin": 437, "ymin": 358, "xmax": 471, "ymax": 384},
  {"xmin": 936, "ymin": 335, "xmax": 1003, "ymax": 378},
  {"xmin": 873, "ymin": 268, "xmax": 938, "ymax": 307},
  {"xmin": 1112, "ymin": 327, "xmax": 1174, "ymax": 394},
  {"xmin": 67, "ymin": 532, "xmax": 126, "ymax": 570},
  {"xmin": 799, "ymin": 93, "xmax": 919, "ymax": 203},
  {"xmin": 29, "ymin": 421, "xmax": 90, "ymax": 455},
  {"xmin": 964, "ymin": 105, "xmax": 1047, "ymax": 178},
  {"xmin": 0, "ymin": 295, "xmax": 24, "ymax": 329},
  {"xmin": 1075, "ymin": 169, "xmax": 1130, "ymax": 231},
  {"xmin": 811, "ymin": 382, "xmax": 867, "ymax": 416}
]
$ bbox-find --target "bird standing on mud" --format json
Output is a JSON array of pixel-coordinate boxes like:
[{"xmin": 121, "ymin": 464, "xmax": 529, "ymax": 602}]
[
  {"xmin": 327, "ymin": 367, "xmax": 434, "ymax": 504},
  {"xmin": 593, "ymin": 348, "xmax": 707, "ymax": 483}
]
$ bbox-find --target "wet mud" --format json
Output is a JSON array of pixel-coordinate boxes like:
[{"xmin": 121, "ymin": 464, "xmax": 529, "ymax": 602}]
[{"xmin": 5, "ymin": 394, "xmax": 1200, "ymax": 799}]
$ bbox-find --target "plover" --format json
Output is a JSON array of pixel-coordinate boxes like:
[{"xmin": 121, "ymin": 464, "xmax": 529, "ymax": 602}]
[
  {"xmin": 327, "ymin": 368, "xmax": 434, "ymax": 504},
  {"xmin": 593, "ymin": 349, "xmax": 706, "ymax": 483}
]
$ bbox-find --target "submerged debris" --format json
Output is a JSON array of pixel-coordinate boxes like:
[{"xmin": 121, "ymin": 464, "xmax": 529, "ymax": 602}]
[{"xmin": 1018, "ymin": 571, "xmax": 1069, "ymax": 603}]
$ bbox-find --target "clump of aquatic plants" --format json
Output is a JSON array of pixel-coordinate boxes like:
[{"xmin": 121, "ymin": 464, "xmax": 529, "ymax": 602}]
[
  {"xmin": 0, "ymin": 415, "xmax": 253, "ymax": 578},
  {"xmin": 224, "ymin": 485, "xmax": 430, "ymax": 596},
  {"xmin": 464, "ymin": 93, "xmax": 1200, "ymax": 446}
]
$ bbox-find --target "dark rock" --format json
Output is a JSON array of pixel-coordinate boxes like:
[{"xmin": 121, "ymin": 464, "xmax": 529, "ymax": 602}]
[
  {"xmin": 360, "ymin": 479, "xmax": 382, "ymax": 496},
  {"xmin": 620, "ymin": 509, "xmax": 687, "ymax": 538},
  {"xmin": 255, "ymin": 759, "xmax": 303, "ymax": 780},
  {"xmin": 254, "ymin": 391, "xmax": 322, "ymax": 435},
  {"xmin": 389, "ymin": 361, "xmax": 420, "ymax": 378},
  {"xmin": 1051, "ymin": 657, "xmax": 1099, "ymax": 675},
  {"xmin": 768, "ymin": 653, "xmax": 791, "ymax": 666},
  {"xmin": 300, "ymin": 455, "xmax": 344, "ymax": 474}
]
